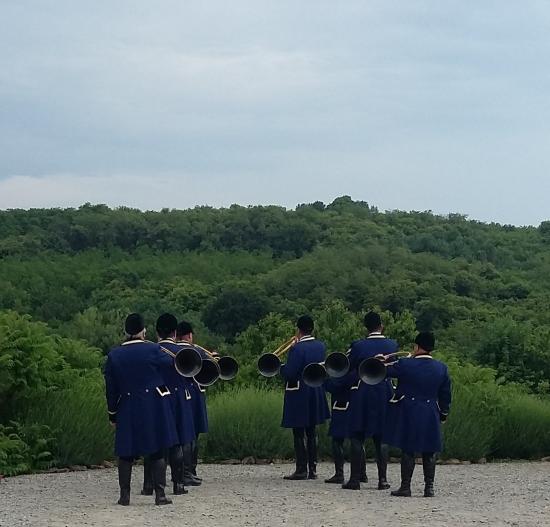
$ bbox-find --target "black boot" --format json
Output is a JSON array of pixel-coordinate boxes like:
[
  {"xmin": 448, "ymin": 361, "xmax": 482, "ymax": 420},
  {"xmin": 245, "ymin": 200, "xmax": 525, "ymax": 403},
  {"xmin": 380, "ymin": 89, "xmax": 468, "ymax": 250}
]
[
  {"xmin": 284, "ymin": 429, "xmax": 308, "ymax": 480},
  {"xmin": 391, "ymin": 452, "xmax": 415, "ymax": 497},
  {"xmin": 182, "ymin": 442, "xmax": 201, "ymax": 486},
  {"xmin": 152, "ymin": 457, "xmax": 172, "ymax": 505},
  {"xmin": 306, "ymin": 427, "xmax": 318, "ymax": 480},
  {"xmin": 117, "ymin": 458, "xmax": 132, "ymax": 506},
  {"xmin": 342, "ymin": 437, "xmax": 362, "ymax": 490},
  {"xmin": 359, "ymin": 444, "xmax": 368, "ymax": 483},
  {"xmin": 191, "ymin": 440, "xmax": 202, "ymax": 482},
  {"xmin": 325, "ymin": 438, "xmax": 344, "ymax": 484},
  {"xmin": 374, "ymin": 438, "xmax": 390, "ymax": 490},
  {"xmin": 422, "ymin": 452, "xmax": 436, "ymax": 497},
  {"xmin": 140, "ymin": 456, "xmax": 153, "ymax": 495},
  {"xmin": 169, "ymin": 446, "xmax": 188, "ymax": 495}
]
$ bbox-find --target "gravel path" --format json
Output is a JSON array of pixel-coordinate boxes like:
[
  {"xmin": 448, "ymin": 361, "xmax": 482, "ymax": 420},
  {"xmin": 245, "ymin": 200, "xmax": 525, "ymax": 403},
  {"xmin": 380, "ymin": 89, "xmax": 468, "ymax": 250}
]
[{"xmin": 1, "ymin": 462, "xmax": 549, "ymax": 527}]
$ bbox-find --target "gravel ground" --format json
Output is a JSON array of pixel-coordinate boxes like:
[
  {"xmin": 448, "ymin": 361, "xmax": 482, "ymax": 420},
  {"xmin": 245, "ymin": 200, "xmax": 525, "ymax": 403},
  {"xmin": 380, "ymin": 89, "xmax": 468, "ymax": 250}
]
[{"xmin": 0, "ymin": 462, "xmax": 549, "ymax": 527}]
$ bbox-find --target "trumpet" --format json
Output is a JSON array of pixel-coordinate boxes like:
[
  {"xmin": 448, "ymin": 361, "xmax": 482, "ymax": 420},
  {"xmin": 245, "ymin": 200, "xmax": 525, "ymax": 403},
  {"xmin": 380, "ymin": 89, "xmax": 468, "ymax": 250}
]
[
  {"xmin": 302, "ymin": 352, "xmax": 350, "ymax": 388},
  {"xmin": 358, "ymin": 351, "xmax": 411, "ymax": 385},
  {"xmin": 193, "ymin": 344, "xmax": 239, "ymax": 386},
  {"xmin": 160, "ymin": 344, "xmax": 203, "ymax": 378},
  {"xmin": 257, "ymin": 337, "xmax": 296, "ymax": 377}
]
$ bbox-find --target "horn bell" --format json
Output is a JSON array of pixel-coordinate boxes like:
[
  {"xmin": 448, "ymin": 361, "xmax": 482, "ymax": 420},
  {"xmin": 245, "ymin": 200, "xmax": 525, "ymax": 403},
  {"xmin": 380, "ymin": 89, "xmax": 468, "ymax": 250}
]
[
  {"xmin": 174, "ymin": 345, "xmax": 203, "ymax": 377},
  {"xmin": 358, "ymin": 357, "xmax": 387, "ymax": 385},
  {"xmin": 258, "ymin": 353, "xmax": 282, "ymax": 377},
  {"xmin": 218, "ymin": 356, "xmax": 239, "ymax": 381},
  {"xmin": 194, "ymin": 358, "xmax": 221, "ymax": 387},
  {"xmin": 302, "ymin": 362, "xmax": 328, "ymax": 388},
  {"xmin": 324, "ymin": 352, "xmax": 350, "ymax": 378}
]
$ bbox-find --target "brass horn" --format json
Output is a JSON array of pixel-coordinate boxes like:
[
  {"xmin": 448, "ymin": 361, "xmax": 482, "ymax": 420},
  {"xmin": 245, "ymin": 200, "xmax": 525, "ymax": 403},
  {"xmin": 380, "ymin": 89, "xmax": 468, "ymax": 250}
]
[
  {"xmin": 358, "ymin": 351, "xmax": 411, "ymax": 385},
  {"xmin": 302, "ymin": 352, "xmax": 350, "ymax": 388},
  {"xmin": 160, "ymin": 344, "xmax": 203, "ymax": 378},
  {"xmin": 194, "ymin": 344, "xmax": 239, "ymax": 382},
  {"xmin": 257, "ymin": 337, "xmax": 295, "ymax": 377}
]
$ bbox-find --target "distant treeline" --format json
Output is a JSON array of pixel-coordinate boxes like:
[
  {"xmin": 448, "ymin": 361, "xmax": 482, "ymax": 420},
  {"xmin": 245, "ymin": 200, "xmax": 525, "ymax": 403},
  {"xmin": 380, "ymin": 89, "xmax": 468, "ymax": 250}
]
[{"xmin": 2, "ymin": 198, "xmax": 550, "ymax": 474}]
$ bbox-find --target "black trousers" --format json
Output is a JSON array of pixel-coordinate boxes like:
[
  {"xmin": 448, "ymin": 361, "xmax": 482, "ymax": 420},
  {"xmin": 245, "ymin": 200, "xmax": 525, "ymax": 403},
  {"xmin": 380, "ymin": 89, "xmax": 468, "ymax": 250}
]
[{"xmin": 292, "ymin": 426, "xmax": 317, "ymax": 473}]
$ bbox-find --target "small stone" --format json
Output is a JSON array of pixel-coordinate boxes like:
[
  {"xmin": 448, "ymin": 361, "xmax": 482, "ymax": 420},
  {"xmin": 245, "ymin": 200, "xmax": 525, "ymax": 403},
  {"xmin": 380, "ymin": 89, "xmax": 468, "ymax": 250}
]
[
  {"xmin": 541, "ymin": 456, "xmax": 550, "ymax": 462},
  {"xmin": 461, "ymin": 460, "xmax": 471, "ymax": 465},
  {"xmin": 476, "ymin": 458, "xmax": 487, "ymax": 464},
  {"xmin": 255, "ymin": 458, "xmax": 271, "ymax": 465},
  {"xmin": 443, "ymin": 458, "xmax": 461, "ymax": 465},
  {"xmin": 102, "ymin": 460, "xmax": 115, "ymax": 468},
  {"xmin": 241, "ymin": 456, "xmax": 256, "ymax": 465},
  {"xmin": 219, "ymin": 459, "xmax": 241, "ymax": 465}
]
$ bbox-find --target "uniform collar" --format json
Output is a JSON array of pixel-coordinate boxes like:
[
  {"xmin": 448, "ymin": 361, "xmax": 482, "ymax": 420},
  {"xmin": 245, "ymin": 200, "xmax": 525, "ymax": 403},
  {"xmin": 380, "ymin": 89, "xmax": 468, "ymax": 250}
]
[
  {"xmin": 158, "ymin": 338, "xmax": 176, "ymax": 344},
  {"xmin": 367, "ymin": 332, "xmax": 386, "ymax": 339},
  {"xmin": 414, "ymin": 354, "xmax": 433, "ymax": 359},
  {"xmin": 121, "ymin": 339, "xmax": 143, "ymax": 346},
  {"xmin": 298, "ymin": 335, "xmax": 315, "ymax": 342}
]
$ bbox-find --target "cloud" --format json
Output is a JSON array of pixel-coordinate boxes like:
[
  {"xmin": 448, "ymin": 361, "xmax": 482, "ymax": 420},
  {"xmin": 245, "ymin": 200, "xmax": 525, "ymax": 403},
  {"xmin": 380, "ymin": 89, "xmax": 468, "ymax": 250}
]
[{"xmin": 0, "ymin": 1, "xmax": 549, "ymax": 224}]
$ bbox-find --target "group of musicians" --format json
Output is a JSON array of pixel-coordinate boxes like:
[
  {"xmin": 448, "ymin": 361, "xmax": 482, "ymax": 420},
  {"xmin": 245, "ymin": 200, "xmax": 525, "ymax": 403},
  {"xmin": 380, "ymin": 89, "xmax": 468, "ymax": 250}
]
[
  {"xmin": 104, "ymin": 313, "xmax": 208, "ymax": 505},
  {"xmin": 104, "ymin": 310, "xmax": 451, "ymax": 506},
  {"xmin": 282, "ymin": 312, "xmax": 451, "ymax": 498}
]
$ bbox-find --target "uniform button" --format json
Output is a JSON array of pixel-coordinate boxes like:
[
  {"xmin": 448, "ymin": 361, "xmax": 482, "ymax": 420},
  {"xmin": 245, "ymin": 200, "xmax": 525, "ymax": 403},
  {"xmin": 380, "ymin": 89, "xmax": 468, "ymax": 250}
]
[
  {"xmin": 175, "ymin": 387, "xmax": 178, "ymax": 391},
  {"xmin": 127, "ymin": 392, "xmax": 131, "ymax": 396},
  {"xmin": 427, "ymin": 399, "xmax": 430, "ymax": 403},
  {"xmin": 145, "ymin": 389, "xmax": 149, "ymax": 393},
  {"xmin": 411, "ymin": 397, "xmax": 415, "ymax": 401}
]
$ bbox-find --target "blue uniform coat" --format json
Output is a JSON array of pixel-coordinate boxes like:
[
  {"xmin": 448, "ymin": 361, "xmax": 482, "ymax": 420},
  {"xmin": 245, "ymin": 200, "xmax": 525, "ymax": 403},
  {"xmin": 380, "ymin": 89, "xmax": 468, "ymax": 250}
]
[
  {"xmin": 383, "ymin": 355, "xmax": 451, "ymax": 453},
  {"xmin": 280, "ymin": 337, "xmax": 330, "ymax": 429},
  {"xmin": 158, "ymin": 340, "xmax": 197, "ymax": 446},
  {"xmin": 346, "ymin": 334, "xmax": 398, "ymax": 438},
  {"xmin": 324, "ymin": 376, "xmax": 351, "ymax": 439},
  {"xmin": 178, "ymin": 342, "xmax": 209, "ymax": 435},
  {"xmin": 104, "ymin": 340, "xmax": 179, "ymax": 458}
]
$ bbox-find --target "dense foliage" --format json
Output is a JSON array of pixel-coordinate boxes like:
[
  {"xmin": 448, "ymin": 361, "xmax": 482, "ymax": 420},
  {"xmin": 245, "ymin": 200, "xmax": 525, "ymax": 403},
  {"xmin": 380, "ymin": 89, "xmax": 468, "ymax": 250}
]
[{"xmin": 1, "ymin": 198, "xmax": 550, "ymax": 474}]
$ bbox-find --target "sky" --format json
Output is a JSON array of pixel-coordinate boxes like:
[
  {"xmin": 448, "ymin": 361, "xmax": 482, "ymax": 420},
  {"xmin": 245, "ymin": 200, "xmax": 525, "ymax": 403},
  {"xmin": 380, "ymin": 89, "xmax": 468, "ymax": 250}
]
[{"xmin": 1, "ymin": 1, "xmax": 549, "ymax": 225}]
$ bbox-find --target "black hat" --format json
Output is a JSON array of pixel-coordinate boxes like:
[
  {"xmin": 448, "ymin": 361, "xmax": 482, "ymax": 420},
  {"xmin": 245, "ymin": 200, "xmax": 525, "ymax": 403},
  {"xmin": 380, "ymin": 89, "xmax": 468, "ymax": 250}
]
[
  {"xmin": 176, "ymin": 320, "xmax": 193, "ymax": 337},
  {"xmin": 297, "ymin": 315, "xmax": 314, "ymax": 333},
  {"xmin": 415, "ymin": 332, "xmax": 435, "ymax": 352},
  {"xmin": 125, "ymin": 313, "xmax": 145, "ymax": 335},
  {"xmin": 364, "ymin": 311, "xmax": 382, "ymax": 332},
  {"xmin": 156, "ymin": 313, "xmax": 178, "ymax": 336}
]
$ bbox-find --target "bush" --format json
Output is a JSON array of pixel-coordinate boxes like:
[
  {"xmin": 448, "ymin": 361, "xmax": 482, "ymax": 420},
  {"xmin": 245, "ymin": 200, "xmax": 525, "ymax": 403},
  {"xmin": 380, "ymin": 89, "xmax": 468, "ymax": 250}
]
[
  {"xmin": 202, "ymin": 387, "xmax": 331, "ymax": 461},
  {"xmin": 26, "ymin": 373, "xmax": 114, "ymax": 466},
  {"xmin": 492, "ymin": 389, "xmax": 550, "ymax": 459},
  {"xmin": 0, "ymin": 421, "xmax": 55, "ymax": 476}
]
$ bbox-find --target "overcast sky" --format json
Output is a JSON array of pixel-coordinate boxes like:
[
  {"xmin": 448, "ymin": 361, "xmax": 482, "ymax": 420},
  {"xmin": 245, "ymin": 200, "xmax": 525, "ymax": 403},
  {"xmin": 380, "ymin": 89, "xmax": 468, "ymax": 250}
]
[{"xmin": 1, "ymin": 1, "xmax": 549, "ymax": 225}]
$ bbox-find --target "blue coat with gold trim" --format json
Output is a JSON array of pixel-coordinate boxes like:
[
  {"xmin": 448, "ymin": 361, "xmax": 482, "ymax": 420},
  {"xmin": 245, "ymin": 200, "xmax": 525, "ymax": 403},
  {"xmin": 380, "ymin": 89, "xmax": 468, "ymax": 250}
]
[
  {"xmin": 347, "ymin": 334, "xmax": 398, "ymax": 437},
  {"xmin": 104, "ymin": 339, "xmax": 179, "ymax": 458},
  {"xmin": 158, "ymin": 340, "xmax": 197, "ymax": 446},
  {"xmin": 324, "ymin": 376, "xmax": 350, "ymax": 439},
  {"xmin": 280, "ymin": 337, "xmax": 330, "ymax": 429},
  {"xmin": 383, "ymin": 355, "xmax": 451, "ymax": 453}
]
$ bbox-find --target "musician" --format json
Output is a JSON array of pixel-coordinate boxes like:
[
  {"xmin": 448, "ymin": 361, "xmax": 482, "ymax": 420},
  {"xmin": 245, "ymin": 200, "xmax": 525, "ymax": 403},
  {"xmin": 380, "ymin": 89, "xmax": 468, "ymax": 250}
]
[
  {"xmin": 149, "ymin": 313, "xmax": 196, "ymax": 495},
  {"xmin": 176, "ymin": 320, "xmax": 207, "ymax": 486},
  {"xmin": 386, "ymin": 332, "xmax": 451, "ymax": 498},
  {"xmin": 280, "ymin": 315, "xmax": 330, "ymax": 480},
  {"xmin": 104, "ymin": 313, "xmax": 178, "ymax": 506},
  {"xmin": 324, "ymin": 375, "xmax": 368, "ymax": 484},
  {"xmin": 343, "ymin": 311, "xmax": 397, "ymax": 490}
]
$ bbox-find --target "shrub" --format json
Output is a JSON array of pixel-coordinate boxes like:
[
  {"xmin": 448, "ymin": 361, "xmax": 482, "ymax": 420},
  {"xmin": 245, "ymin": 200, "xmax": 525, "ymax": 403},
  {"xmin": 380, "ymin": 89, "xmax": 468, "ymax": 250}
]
[
  {"xmin": 0, "ymin": 421, "xmax": 55, "ymax": 476},
  {"xmin": 202, "ymin": 386, "xmax": 331, "ymax": 461},
  {"xmin": 26, "ymin": 373, "xmax": 114, "ymax": 466},
  {"xmin": 492, "ymin": 389, "xmax": 550, "ymax": 459}
]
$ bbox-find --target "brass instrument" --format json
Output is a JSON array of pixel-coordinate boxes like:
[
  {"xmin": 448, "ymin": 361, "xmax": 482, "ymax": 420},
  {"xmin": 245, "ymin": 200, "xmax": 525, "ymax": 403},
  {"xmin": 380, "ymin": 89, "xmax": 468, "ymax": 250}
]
[
  {"xmin": 358, "ymin": 351, "xmax": 411, "ymax": 385},
  {"xmin": 302, "ymin": 352, "xmax": 350, "ymax": 388},
  {"xmin": 160, "ymin": 344, "xmax": 203, "ymax": 378},
  {"xmin": 193, "ymin": 344, "xmax": 239, "ymax": 386},
  {"xmin": 257, "ymin": 337, "xmax": 296, "ymax": 377}
]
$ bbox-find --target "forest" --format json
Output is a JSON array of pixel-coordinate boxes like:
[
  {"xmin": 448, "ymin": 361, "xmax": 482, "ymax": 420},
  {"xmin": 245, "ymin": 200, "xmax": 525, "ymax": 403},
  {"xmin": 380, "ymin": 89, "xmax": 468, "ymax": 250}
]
[{"xmin": 1, "ymin": 196, "xmax": 550, "ymax": 475}]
